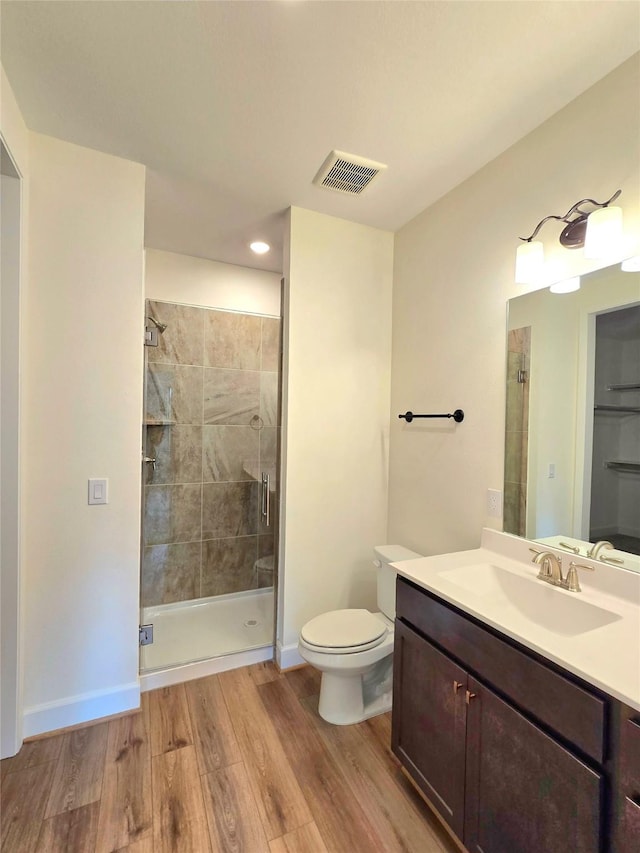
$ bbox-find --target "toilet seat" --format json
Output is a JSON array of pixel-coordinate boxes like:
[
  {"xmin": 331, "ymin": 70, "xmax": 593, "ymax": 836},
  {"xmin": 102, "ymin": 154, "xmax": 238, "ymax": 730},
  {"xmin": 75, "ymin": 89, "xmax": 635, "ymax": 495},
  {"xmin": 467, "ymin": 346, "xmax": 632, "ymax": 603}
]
[{"xmin": 300, "ymin": 609, "xmax": 388, "ymax": 654}]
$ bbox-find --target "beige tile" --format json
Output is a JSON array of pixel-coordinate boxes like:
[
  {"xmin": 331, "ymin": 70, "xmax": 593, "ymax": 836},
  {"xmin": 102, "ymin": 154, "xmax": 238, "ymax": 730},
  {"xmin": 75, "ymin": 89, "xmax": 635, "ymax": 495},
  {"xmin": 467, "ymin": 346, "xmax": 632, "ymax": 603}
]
[
  {"xmin": 205, "ymin": 309, "xmax": 261, "ymax": 370},
  {"xmin": 202, "ymin": 482, "xmax": 259, "ymax": 539},
  {"xmin": 504, "ymin": 430, "xmax": 523, "ymax": 485},
  {"xmin": 146, "ymin": 363, "xmax": 203, "ymax": 425},
  {"xmin": 259, "ymin": 427, "xmax": 278, "ymax": 467},
  {"xmin": 261, "ymin": 317, "xmax": 281, "ymax": 372},
  {"xmin": 142, "ymin": 542, "xmax": 201, "ymax": 606},
  {"xmin": 508, "ymin": 326, "xmax": 530, "ymax": 355},
  {"xmin": 145, "ymin": 425, "xmax": 202, "ymax": 485},
  {"xmin": 503, "ymin": 482, "xmax": 526, "ymax": 537},
  {"xmin": 256, "ymin": 535, "xmax": 275, "ymax": 589},
  {"xmin": 505, "ymin": 380, "xmax": 524, "ymax": 432},
  {"xmin": 201, "ymin": 536, "xmax": 258, "ymax": 596},
  {"xmin": 143, "ymin": 484, "xmax": 202, "ymax": 546},
  {"xmin": 202, "ymin": 425, "xmax": 259, "ymax": 482},
  {"xmin": 147, "ymin": 301, "xmax": 205, "ymax": 366},
  {"xmin": 260, "ymin": 372, "xmax": 279, "ymax": 427},
  {"xmin": 203, "ymin": 368, "xmax": 260, "ymax": 425},
  {"xmin": 506, "ymin": 350, "xmax": 524, "ymax": 382}
]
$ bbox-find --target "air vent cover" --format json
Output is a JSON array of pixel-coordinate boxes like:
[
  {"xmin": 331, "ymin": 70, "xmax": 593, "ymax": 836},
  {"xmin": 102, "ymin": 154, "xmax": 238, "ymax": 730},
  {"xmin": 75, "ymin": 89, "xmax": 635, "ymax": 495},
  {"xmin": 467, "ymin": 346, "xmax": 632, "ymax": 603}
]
[{"xmin": 313, "ymin": 150, "xmax": 387, "ymax": 195}]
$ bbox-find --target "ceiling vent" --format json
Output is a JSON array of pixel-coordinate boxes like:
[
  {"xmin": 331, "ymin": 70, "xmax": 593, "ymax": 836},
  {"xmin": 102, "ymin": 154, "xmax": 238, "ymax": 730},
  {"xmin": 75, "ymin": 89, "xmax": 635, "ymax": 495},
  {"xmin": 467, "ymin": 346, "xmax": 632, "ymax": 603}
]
[{"xmin": 313, "ymin": 150, "xmax": 387, "ymax": 195}]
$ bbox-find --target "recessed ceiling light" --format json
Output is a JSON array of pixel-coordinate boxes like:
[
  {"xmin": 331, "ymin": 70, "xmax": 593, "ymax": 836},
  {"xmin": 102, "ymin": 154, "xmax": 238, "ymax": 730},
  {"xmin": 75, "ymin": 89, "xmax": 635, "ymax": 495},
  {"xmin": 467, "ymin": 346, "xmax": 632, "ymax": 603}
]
[{"xmin": 250, "ymin": 241, "xmax": 270, "ymax": 254}]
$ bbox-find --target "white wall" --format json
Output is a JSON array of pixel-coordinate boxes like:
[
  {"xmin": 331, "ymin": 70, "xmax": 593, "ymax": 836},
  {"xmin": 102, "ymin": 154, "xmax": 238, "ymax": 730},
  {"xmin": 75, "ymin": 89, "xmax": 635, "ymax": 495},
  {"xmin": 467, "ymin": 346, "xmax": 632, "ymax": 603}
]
[
  {"xmin": 22, "ymin": 132, "xmax": 145, "ymax": 735},
  {"xmin": 145, "ymin": 248, "xmax": 281, "ymax": 316},
  {"xmin": 389, "ymin": 54, "xmax": 640, "ymax": 556},
  {"xmin": 1, "ymin": 66, "xmax": 29, "ymax": 757},
  {"xmin": 279, "ymin": 207, "xmax": 394, "ymax": 664}
]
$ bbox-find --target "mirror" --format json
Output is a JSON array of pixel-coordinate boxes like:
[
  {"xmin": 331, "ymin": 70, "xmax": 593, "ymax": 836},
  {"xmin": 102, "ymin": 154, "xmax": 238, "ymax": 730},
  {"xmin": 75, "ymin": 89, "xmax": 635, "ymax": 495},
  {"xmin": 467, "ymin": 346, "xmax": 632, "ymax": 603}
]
[{"xmin": 505, "ymin": 262, "xmax": 640, "ymax": 571}]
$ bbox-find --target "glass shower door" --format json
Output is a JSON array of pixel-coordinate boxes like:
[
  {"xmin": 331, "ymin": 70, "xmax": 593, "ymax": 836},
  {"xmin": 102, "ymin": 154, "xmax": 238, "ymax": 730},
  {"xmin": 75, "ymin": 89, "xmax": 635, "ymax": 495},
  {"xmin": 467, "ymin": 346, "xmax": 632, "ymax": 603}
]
[{"xmin": 139, "ymin": 298, "xmax": 280, "ymax": 672}]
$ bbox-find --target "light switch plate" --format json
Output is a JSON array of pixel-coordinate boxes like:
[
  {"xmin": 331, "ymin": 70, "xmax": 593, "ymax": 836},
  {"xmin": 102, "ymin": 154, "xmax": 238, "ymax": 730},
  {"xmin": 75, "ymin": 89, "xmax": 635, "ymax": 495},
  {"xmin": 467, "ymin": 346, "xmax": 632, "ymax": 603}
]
[{"xmin": 88, "ymin": 478, "xmax": 108, "ymax": 505}]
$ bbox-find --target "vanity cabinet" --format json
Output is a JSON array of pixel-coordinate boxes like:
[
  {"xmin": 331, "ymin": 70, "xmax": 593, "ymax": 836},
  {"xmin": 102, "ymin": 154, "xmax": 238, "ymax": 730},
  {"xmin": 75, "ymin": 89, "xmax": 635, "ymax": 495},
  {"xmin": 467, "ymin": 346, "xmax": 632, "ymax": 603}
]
[
  {"xmin": 392, "ymin": 577, "xmax": 628, "ymax": 853},
  {"xmin": 615, "ymin": 705, "xmax": 640, "ymax": 853}
]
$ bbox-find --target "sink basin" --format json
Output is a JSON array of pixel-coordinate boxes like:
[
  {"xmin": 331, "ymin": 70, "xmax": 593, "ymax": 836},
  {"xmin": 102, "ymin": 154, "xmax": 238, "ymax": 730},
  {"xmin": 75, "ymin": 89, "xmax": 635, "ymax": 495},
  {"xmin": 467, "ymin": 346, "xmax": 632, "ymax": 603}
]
[{"xmin": 438, "ymin": 563, "xmax": 622, "ymax": 636}]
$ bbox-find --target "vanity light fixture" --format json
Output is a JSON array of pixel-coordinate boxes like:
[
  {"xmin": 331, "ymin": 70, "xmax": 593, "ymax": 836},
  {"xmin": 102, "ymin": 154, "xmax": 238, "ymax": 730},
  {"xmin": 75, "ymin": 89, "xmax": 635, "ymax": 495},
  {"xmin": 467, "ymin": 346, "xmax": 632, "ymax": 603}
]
[
  {"xmin": 621, "ymin": 255, "xmax": 640, "ymax": 272},
  {"xmin": 549, "ymin": 276, "xmax": 580, "ymax": 295},
  {"xmin": 515, "ymin": 189, "xmax": 623, "ymax": 284},
  {"xmin": 250, "ymin": 241, "xmax": 270, "ymax": 254}
]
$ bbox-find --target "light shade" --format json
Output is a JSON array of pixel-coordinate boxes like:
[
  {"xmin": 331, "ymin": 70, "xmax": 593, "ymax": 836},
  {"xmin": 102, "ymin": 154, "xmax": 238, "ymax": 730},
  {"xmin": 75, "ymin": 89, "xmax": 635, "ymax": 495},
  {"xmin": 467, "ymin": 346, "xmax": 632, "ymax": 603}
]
[
  {"xmin": 583, "ymin": 206, "xmax": 623, "ymax": 259},
  {"xmin": 515, "ymin": 240, "xmax": 544, "ymax": 284},
  {"xmin": 621, "ymin": 255, "xmax": 640, "ymax": 272},
  {"xmin": 550, "ymin": 276, "xmax": 581, "ymax": 294}
]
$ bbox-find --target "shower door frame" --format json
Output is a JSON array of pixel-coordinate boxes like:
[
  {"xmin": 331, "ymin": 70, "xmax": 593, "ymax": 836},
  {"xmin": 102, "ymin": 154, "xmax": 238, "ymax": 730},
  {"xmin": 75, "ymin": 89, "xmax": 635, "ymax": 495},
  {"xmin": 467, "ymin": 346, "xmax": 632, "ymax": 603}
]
[{"xmin": 138, "ymin": 296, "xmax": 282, "ymax": 674}]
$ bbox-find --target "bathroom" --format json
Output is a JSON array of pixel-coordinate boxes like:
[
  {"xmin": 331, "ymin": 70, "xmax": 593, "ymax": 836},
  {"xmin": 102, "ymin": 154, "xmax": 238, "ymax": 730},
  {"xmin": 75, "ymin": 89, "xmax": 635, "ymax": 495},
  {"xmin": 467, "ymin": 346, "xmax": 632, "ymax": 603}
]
[{"xmin": 1, "ymin": 3, "xmax": 639, "ymax": 851}]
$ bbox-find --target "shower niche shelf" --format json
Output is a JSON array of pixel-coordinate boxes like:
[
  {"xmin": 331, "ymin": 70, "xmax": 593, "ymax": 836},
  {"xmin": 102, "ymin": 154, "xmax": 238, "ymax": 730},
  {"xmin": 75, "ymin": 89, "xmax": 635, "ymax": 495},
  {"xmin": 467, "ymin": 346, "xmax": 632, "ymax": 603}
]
[{"xmin": 145, "ymin": 419, "xmax": 176, "ymax": 426}]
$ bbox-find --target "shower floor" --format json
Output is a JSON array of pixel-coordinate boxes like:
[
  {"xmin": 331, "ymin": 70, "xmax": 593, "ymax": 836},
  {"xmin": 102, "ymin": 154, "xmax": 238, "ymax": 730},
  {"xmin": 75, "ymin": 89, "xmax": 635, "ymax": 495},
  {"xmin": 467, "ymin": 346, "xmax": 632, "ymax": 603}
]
[{"xmin": 140, "ymin": 587, "xmax": 274, "ymax": 672}]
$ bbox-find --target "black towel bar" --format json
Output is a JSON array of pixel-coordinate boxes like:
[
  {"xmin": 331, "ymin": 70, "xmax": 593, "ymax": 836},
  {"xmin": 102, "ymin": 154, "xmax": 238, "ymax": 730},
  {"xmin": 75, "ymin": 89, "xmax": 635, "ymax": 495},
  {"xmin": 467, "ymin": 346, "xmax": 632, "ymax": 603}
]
[{"xmin": 399, "ymin": 409, "xmax": 464, "ymax": 424}]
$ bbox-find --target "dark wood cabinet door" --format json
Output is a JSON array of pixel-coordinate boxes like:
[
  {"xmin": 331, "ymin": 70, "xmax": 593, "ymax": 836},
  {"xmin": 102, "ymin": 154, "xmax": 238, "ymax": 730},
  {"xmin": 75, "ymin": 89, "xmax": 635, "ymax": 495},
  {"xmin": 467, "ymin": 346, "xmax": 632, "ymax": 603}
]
[
  {"xmin": 464, "ymin": 677, "xmax": 603, "ymax": 853},
  {"xmin": 616, "ymin": 711, "xmax": 640, "ymax": 852},
  {"xmin": 391, "ymin": 620, "xmax": 467, "ymax": 837}
]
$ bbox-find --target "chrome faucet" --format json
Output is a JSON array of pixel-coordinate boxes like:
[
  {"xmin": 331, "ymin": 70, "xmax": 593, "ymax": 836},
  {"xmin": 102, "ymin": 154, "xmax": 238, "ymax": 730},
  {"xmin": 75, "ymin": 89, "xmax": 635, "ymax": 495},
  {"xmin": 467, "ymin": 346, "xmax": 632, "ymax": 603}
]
[
  {"xmin": 586, "ymin": 540, "xmax": 624, "ymax": 565},
  {"xmin": 529, "ymin": 549, "xmax": 564, "ymax": 585}
]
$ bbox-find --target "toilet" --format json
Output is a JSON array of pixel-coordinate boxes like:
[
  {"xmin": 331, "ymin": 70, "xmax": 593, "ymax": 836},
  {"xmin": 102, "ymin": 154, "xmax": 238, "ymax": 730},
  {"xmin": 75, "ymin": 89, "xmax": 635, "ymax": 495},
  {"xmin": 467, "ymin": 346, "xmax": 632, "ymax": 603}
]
[{"xmin": 298, "ymin": 545, "xmax": 422, "ymax": 725}]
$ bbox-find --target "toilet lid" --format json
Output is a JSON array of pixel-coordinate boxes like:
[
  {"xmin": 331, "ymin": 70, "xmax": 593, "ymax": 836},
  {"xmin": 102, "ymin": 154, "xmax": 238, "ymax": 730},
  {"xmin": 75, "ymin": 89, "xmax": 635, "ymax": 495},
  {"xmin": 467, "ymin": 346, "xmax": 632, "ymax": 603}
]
[{"xmin": 300, "ymin": 609, "xmax": 387, "ymax": 650}]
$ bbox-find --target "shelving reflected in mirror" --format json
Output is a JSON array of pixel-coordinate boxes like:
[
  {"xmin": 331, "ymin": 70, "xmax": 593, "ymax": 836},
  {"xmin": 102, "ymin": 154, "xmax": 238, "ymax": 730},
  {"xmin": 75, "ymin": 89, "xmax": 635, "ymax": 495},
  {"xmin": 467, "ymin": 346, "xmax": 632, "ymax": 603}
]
[{"xmin": 505, "ymin": 262, "xmax": 640, "ymax": 571}]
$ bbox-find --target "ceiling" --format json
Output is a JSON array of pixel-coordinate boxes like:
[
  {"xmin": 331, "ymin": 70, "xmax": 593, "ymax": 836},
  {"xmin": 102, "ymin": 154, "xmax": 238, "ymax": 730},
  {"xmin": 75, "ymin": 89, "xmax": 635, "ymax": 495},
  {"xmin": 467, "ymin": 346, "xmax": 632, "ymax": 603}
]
[{"xmin": 2, "ymin": 1, "xmax": 639, "ymax": 274}]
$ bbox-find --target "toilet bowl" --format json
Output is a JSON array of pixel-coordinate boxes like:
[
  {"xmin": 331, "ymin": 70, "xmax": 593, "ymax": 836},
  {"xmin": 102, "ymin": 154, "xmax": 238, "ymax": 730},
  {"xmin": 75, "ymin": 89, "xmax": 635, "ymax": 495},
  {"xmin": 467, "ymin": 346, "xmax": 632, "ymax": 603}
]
[{"xmin": 298, "ymin": 545, "xmax": 422, "ymax": 725}]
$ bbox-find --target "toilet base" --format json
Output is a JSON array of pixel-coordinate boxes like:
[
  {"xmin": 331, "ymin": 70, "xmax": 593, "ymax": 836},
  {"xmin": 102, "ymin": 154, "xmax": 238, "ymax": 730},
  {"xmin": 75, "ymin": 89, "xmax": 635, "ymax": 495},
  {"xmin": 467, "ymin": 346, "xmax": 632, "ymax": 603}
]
[{"xmin": 317, "ymin": 656, "xmax": 393, "ymax": 725}]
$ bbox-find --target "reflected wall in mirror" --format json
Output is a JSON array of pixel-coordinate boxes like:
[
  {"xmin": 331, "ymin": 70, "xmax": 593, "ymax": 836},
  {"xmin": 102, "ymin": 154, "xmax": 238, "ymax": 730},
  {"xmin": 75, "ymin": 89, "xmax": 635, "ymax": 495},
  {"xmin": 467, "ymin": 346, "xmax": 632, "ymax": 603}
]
[{"xmin": 505, "ymin": 262, "xmax": 640, "ymax": 572}]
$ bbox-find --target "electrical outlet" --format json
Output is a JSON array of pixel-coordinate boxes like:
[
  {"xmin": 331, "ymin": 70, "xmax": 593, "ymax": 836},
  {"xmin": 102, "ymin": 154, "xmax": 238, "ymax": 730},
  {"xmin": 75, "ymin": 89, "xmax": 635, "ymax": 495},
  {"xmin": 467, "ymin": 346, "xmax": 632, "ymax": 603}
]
[{"xmin": 487, "ymin": 488, "xmax": 503, "ymax": 518}]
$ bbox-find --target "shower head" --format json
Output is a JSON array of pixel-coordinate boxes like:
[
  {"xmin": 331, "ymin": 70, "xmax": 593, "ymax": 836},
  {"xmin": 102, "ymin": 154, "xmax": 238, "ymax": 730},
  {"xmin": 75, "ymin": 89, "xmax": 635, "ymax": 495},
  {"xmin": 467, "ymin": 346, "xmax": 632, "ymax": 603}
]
[{"xmin": 146, "ymin": 316, "xmax": 167, "ymax": 334}]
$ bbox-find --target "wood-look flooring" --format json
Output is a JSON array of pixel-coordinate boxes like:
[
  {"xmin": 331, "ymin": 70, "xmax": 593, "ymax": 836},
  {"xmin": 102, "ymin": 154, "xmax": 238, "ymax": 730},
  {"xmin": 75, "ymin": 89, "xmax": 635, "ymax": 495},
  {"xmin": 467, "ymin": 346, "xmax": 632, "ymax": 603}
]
[{"xmin": 1, "ymin": 662, "xmax": 457, "ymax": 853}]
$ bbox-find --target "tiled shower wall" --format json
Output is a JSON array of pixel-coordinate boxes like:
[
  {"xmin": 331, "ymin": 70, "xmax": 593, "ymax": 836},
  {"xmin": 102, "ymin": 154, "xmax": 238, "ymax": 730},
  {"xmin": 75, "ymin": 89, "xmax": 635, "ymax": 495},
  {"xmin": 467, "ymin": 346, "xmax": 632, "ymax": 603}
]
[
  {"xmin": 142, "ymin": 299, "xmax": 280, "ymax": 606},
  {"xmin": 504, "ymin": 326, "xmax": 531, "ymax": 537}
]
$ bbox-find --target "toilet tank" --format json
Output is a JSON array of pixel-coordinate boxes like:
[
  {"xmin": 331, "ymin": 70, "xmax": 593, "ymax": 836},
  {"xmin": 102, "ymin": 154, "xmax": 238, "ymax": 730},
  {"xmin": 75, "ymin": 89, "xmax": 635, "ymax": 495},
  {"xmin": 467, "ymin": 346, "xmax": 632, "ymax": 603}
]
[{"xmin": 373, "ymin": 545, "xmax": 423, "ymax": 620}]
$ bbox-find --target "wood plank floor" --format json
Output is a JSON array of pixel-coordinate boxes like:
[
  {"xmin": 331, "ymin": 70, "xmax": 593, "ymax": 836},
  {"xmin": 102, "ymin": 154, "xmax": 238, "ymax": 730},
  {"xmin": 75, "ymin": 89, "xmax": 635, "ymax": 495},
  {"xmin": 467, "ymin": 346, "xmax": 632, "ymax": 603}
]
[{"xmin": 0, "ymin": 662, "xmax": 458, "ymax": 853}]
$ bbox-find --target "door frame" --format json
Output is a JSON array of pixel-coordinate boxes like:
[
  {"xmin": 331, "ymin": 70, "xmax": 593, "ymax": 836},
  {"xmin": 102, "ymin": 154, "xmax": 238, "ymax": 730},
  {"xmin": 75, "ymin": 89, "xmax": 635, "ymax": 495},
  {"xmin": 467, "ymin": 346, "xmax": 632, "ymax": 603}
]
[{"xmin": 1, "ymin": 133, "xmax": 24, "ymax": 758}]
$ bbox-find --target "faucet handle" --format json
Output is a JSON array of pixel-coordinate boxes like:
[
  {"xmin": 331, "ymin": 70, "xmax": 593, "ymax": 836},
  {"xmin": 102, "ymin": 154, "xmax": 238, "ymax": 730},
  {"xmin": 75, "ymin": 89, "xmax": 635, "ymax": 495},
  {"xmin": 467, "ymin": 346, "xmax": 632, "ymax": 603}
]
[
  {"xmin": 565, "ymin": 561, "xmax": 595, "ymax": 593},
  {"xmin": 559, "ymin": 541, "xmax": 581, "ymax": 555}
]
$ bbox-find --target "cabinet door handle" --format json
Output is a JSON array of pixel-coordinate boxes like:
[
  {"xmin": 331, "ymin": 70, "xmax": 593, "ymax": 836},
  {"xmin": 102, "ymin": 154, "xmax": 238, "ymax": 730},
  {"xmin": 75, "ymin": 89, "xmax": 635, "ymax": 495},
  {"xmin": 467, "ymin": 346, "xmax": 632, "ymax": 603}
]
[
  {"xmin": 453, "ymin": 680, "xmax": 463, "ymax": 694},
  {"xmin": 465, "ymin": 690, "xmax": 477, "ymax": 704}
]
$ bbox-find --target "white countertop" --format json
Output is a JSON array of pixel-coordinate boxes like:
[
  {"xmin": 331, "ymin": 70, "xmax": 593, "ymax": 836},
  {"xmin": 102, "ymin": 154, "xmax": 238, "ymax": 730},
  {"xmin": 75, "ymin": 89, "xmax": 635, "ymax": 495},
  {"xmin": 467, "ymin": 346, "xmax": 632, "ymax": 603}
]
[{"xmin": 393, "ymin": 529, "xmax": 640, "ymax": 712}]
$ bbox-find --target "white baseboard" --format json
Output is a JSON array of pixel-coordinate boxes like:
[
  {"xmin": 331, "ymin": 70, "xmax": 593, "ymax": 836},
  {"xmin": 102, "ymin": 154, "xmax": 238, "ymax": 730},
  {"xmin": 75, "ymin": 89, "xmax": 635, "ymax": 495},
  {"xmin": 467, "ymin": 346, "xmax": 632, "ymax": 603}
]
[
  {"xmin": 23, "ymin": 682, "xmax": 140, "ymax": 739},
  {"xmin": 590, "ymin": 526, "xmax": 640, "ymax": 541},
  {"xmin": 140, "ymin": 645, "xmax": 274, "ymax": 692},
  {"xmin": 276, "ymin": 641, "xmax": 305, "ymax": 670}
]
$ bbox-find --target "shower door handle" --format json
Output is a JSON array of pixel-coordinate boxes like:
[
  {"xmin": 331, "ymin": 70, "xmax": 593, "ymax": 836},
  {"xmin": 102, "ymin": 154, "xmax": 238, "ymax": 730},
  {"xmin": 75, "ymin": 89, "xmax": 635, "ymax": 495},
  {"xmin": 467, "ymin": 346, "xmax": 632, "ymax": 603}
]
[{"xmin": 262, "ymin": 472, "xmax": 270, "ymax": 527}]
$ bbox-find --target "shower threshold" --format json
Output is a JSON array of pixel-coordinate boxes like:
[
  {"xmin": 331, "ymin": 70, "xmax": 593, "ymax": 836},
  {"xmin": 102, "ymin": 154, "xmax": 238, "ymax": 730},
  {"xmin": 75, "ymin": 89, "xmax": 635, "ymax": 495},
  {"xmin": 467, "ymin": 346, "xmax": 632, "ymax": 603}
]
[{"xmin": 140, "ymin": 587, "xmax": 274, "ymax": 674}]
